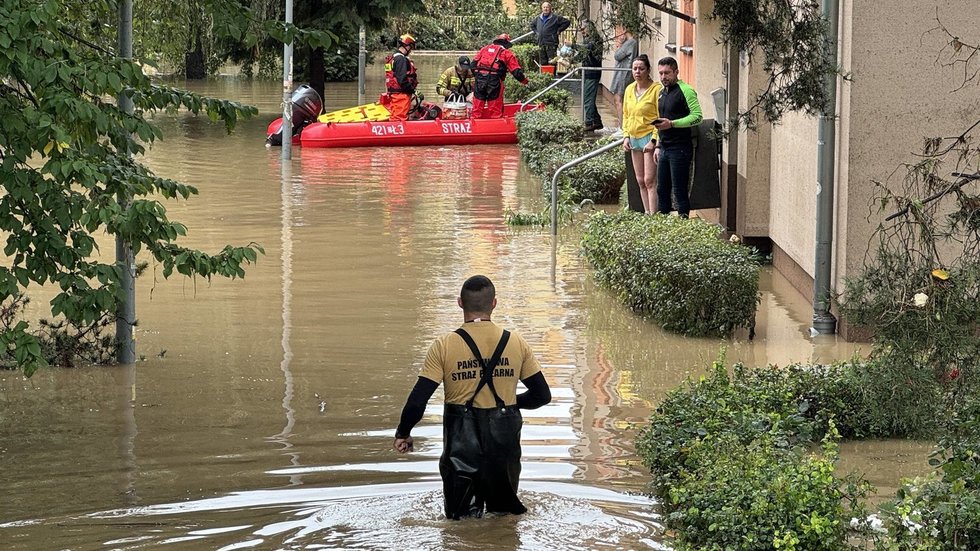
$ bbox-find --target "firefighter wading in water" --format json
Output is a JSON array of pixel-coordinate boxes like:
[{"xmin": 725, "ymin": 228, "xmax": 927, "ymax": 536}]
[
  {"xmin": 384, "ymin": 34, "xmax": 418, "ymax": 121},
  {"xmin": 394, "ymin": 275, "xmax": 552, "ymax": 519},
  {"xmin": 471, "ymin": 34, "xmax": 529, "ymax": 119}
]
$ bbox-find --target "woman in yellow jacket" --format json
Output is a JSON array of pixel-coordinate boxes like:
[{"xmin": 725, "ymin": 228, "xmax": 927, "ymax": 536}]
[{"xmin": 621, "ymin": 54, "xmax": 663, "ymax": 214}]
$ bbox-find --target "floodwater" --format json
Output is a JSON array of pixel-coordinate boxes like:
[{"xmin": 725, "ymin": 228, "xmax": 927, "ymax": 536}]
[{"xmin": 0, "ymin": 55, "xmax": 931, "ymax": 549}]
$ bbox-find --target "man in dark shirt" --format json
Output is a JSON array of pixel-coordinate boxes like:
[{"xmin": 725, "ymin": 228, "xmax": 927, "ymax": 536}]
[
  {"xmin": 652, "ymin": 56, "xmax": 703, "ymax": 217},
  {"xmin": 529, "ymin": 2, "xmax": 570, "ymax": 67}
]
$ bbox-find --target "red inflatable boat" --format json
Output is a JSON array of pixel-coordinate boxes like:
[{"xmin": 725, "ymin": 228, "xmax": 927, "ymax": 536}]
[{"xmin": 267, "ymin": 103, "xmax": 545, "ymax": 149}]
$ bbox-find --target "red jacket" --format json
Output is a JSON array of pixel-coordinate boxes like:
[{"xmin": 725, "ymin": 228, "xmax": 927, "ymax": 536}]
[{"xmin": 471, "ymin": 44, "xmax": 528, "ymax": 101}]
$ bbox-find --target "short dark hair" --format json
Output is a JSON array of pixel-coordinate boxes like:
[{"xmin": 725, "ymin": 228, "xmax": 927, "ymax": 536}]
[
  {"xmin": 632, "ymin": 54, "xmax": 651, "ymax": 70},
  {"xmin": 460, "ymin": 275, "xmax": 495, "ymax": 313},
  {"xmin": 658, "ymin": 56, "xmax": 678, "ymax": 70}
]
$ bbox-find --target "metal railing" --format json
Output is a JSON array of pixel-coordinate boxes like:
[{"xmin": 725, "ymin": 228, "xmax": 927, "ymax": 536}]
[
  {"xmin": 550, "ymin": 131, "xmax": 624, "ymax": 235},
  {"xmin": 520, "ymin": 66, "xmax": 630, "ymax": 122}
]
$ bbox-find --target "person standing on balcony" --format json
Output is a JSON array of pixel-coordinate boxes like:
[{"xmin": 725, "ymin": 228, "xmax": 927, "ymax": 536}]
[
  {"xmin": 610, "ymin": 30, "xmax": 637, "ymax": 119},
  {"xmin": 652, "ymin": 56, "xmax": 703, "ymax": 217},
  {"xmin": 530, "ymin": 2, "xmax": 570, "ymax": 67}
]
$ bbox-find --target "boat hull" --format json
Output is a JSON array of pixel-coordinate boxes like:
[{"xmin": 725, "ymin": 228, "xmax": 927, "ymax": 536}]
[{"xmin": 266, "ymin": 103, "xmax": 544, "ymax": 148}]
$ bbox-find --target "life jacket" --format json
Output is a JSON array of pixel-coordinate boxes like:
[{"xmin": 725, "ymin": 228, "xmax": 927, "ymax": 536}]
[
  {"xmin": 472, "ymin": 45, "xmax": 506, "ymax": 101},
  {"xmin": 384, "ymin": 51, "xmax": 418, "ymax": 93}
]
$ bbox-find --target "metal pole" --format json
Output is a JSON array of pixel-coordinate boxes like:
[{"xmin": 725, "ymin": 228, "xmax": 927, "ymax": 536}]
[
  {"xmin": 812, "ymin": 0, "xmax": 839, "ymax": 335},
  {"xmin": 358, "ymin": 25, "xmax": 366, "ymax": 105},
  {"xmin": 551, "ymin": 136, "xmax": 623, "ymax": 235},
  {"xmin": 281, "ymin": 0, "xmax": 294, "ymax": 161},
  {"xmin": 115, "ymin": 0, "xmax": 136, "ymax": 364}
]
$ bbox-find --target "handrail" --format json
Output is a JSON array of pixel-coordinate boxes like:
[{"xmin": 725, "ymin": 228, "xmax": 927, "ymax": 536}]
[
  {"xmin": 510, "ymin": 31, "xmax": 535, "ymax": 44},
  {"xmin": 521, "ymin": 67, "xmax": 585, "ymax": 111},
  {"xmin": 551, "ymin": 131, "xmax": 624, "ymax": 235},
  {"xmin": 519, "ymin": 66, "xmax": 631, "ymax": 121}
]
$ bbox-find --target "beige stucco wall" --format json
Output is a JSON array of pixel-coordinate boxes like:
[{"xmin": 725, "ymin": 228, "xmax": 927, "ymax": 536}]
[
  {"xmin": 836, "ymin": 0, "xmax": 978, "ymax": 285},
  {"xmin": 768, "ymin": 113, "xmax": 821, "ymax": 275},
  {"xmin": 757, "ymin": 0, "xmax": 979, "ymax": 293},
  {"xmin": 736, "ymin": 59, "xmax": 773, "ymax": 238}
]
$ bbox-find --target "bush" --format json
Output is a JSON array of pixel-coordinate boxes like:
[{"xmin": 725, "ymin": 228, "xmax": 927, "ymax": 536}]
[
  {"xmin": 581, "ymin": 210, "xmax": 760, "ymax": 337},
  {"xmin": 516, "ymin": 112, "xmax": 624, "ymax": 204},
  {"xmin": 515, "ymin": 109, "xmax": 583, "ymax": 156},
  {"xmin": 638, "ymin": 361, "xmax": 871, "ymax": 551},
  {"xmin": 874, "ymin": 393, "xmax": 980, "ymax": 550},
  {"xmin": 535, "ymin": 139, "xmax": 625, "ymax": 204},
  {"xmin": 510, "ymin": 43, "xmax": 539, "ymax": 73}
]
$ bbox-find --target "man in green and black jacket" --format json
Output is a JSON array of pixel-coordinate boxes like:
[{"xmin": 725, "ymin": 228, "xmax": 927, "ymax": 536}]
[{"xmin": 652, "ymin": 56, "xmax": 703, "ymax": 217}]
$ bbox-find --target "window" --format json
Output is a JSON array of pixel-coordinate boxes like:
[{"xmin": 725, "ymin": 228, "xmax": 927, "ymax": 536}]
[{"xmin": 679, "ymin": 0, "xmax": 695, "ymax": 85}]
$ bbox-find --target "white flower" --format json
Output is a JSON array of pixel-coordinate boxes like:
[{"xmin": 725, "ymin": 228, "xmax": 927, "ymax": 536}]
[{"xmin": 912, "ymin": 292, "xmax": 928, "ymax": 307}]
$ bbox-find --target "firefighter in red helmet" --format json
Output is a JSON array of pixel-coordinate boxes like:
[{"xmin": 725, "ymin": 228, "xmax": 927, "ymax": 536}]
[
  {"xmin": 384, "ymin": 34, "xmax": 418, "ymax": 121},
  {"xmin": 471, "ymin": 34, "xmax": 529, "ymax": 119}
]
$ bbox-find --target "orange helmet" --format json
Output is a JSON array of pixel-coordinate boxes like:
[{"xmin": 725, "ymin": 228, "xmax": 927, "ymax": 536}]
[
  {"xmin": 493, "ymin": 33, "xmax": 512, "ymax": 47},
  {"xmin": 398, "ymin": 34, "xmax": 416, "ymax": 47}
]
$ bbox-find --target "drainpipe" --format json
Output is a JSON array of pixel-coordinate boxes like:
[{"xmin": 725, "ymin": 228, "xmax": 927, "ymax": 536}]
[{"xmin": 812, "ymin": 0, "xmax": 839, "ymax": 335}]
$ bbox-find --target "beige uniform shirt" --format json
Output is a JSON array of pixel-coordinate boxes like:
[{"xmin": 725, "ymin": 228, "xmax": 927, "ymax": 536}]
[{"xmin": 419, "ymin": 321, "xmax": 542, "ymax": 408}]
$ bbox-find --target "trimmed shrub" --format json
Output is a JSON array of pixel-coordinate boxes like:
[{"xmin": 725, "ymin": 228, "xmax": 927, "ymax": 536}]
[
  {"xmin": 638, "ymin": 362, "xmax": 871, "ymax": 551},
  {"xmin": 516, "ymin": 112, "xmax": 624, "ymax": 204},
  {"xmin": 510, "ymin": 43, "xmax": 539, "ymax": 74},
  {"xmin": 515, "ymin": 109, "xmax": 584, "ymax": 157},
  {"xmin": 874, "ymin": 393, "xmax": 980, "ymax": 550},
  {"xmin": 536, "ymin": 139, "xmax": 625, "ymax": 204},
  {"xmin": 581, "ymin": 210, "xmax": 760, "ymax": 337}
]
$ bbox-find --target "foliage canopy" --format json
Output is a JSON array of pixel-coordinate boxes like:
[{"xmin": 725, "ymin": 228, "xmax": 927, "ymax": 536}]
[{"xmin": 0, "ymin": 0, "xmax": 265, "ymax": 375}]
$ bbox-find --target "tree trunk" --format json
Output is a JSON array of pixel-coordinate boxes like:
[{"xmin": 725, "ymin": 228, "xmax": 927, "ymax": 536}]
[
  {"xmin": 185, "ymin": 27, "xmax": 206, "ymax": 79},
  {"xmin": 308, "ymin": 46, "xmax": 326, "ymax": 102}
]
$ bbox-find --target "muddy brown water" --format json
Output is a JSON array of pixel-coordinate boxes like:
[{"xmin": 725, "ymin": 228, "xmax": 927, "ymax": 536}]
[{"xmin": 0, "ymin": 55, "xmax": 930, "ymax": 550}]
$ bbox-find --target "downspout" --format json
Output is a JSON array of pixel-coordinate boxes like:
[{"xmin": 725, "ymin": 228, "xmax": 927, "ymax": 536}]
[{"xmin": 812, "ymin": 0, "xmax": 839, "ymax": 335}]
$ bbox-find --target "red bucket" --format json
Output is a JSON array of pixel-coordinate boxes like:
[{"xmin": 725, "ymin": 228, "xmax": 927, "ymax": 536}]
[{"xmin": 540, "ymin": 64, "xmax": 555, "ymax": 75}]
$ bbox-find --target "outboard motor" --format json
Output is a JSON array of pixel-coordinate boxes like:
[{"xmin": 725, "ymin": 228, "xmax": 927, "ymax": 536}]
[{"xmin": 266, "ymin": 85, "xmax": 324, "ymax": 146}]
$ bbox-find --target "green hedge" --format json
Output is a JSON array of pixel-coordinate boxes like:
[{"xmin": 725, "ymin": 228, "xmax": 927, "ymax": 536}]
[
  {"xmin": 638, "ymin": 362, "xmax": 870, "ymax": 550},
  {"xmin": 581, "ymin": 210, "xmax": 760, "ymax": 337},
  {"xmin": 636, "ymin": 359, "xmax": 980, "ymax": 550},
  {"xmin": 515, "ymin": 111, "xmax": 624, "ymax": 204},
  {"xmin": 539, "ymin": 139, "xmax": 625, "ymax": 204}
]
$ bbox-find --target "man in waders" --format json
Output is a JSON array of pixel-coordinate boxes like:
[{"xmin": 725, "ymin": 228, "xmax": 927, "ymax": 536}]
[
  {"xmin": 471, "ymin": 34, "xmax": 529, "ymax": 119},
  {"xmin": 384, "ymin": 34, "xmax": 418, "ymax": 121},
  {"xmin": 394, "ymin": 275, "xmax": 552, "ymax": 519}
]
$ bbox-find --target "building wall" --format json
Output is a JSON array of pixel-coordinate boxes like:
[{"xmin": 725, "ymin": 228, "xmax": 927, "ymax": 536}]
[
  {"xmin": 837, "ymin": 0, "xmax": 978, "ymax": 283},
  {"xmin": 736, "ymin": 58, "xmax": 773, "ymax": 238},
  {"xmin": 763, "ymin": 0, "xmax": 979, "ymax": 298}
]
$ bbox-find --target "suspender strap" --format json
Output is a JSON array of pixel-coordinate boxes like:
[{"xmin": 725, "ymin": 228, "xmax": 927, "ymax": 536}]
[{"xmin": 454, "ymin": 328, "xmax": 511, "ymax": 409}]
